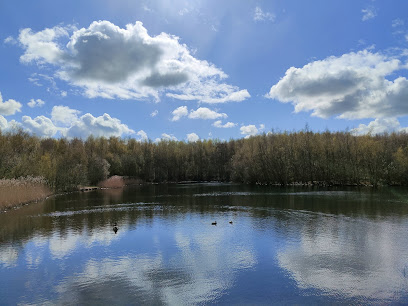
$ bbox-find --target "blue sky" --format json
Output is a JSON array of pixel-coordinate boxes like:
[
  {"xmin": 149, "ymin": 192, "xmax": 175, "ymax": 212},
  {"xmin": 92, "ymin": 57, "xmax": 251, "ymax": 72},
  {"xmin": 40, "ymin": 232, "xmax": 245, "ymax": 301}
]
[{"xmin": 1, "ymin": 0, "xmax": 408, "ymax": 141}]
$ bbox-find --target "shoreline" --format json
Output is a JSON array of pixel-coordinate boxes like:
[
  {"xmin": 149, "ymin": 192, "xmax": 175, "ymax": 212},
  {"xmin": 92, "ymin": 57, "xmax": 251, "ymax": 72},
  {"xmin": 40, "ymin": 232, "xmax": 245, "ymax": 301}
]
[{"xmin": 0, "ymin": 179, "xmax": 399, "ymax": 213}]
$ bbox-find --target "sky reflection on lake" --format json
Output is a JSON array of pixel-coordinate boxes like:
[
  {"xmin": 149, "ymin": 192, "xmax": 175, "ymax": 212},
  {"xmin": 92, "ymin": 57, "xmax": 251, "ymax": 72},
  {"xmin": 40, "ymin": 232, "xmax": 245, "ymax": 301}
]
[{"xmin": 1, "ymin": 184, "xmax": 408, "ymax": 304}]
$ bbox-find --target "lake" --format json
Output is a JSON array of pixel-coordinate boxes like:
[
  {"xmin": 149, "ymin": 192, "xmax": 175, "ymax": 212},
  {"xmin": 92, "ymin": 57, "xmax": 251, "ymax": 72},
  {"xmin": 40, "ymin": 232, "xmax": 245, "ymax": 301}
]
[{"xmin": 1, "ymin": 183, "xmax": 408, "ymax": 305}]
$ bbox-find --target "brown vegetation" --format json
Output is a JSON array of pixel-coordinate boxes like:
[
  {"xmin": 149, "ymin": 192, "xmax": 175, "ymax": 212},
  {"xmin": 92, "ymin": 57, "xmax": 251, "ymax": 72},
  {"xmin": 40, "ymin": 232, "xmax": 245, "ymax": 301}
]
[
  {"xmin": 98, "ymin": 175, "xmax": 125, "ymax": 188},
  {"xmin": 0, "ymin": 176, "xmax": 52, "ymax": 210},
  {"xmin": 2, "ymin": 128, "xmax": 408, "ymax": 190}
]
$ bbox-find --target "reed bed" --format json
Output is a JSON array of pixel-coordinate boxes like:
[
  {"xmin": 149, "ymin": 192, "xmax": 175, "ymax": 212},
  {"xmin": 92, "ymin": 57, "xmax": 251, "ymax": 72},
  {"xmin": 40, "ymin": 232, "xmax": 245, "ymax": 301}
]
[
  {"xmin": 0, "ymin": 176, "xmax": 52, "ymax": 210},
  {"xmin": 98, "ymin": 175, "xmax": 125, "ymax": 188}
]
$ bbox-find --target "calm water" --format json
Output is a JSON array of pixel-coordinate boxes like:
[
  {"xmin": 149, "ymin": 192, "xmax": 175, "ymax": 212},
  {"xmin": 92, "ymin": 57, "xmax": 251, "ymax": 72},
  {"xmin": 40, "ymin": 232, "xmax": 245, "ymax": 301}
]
[{"xmin": 1, "ymin": 183, "xmax": 408, "ymax": 305}]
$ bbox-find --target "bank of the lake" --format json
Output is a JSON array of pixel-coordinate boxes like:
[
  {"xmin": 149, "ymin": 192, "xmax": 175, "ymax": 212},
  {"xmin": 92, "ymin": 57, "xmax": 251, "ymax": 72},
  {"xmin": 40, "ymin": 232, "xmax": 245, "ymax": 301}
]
[
  {"xmin": 0, "ymin": 177, "xmax": 53, "ymax": 211},
  {"xmin": 0, "ymin": 175, "xmax": 143, "ymax": 212}
]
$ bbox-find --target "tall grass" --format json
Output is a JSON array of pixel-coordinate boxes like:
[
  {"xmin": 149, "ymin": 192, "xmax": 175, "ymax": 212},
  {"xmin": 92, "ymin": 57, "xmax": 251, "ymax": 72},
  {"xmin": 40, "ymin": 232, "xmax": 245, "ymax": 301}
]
[{"xmin": 0, "ymin": 176, "xmax": 52, "ymax": 210}]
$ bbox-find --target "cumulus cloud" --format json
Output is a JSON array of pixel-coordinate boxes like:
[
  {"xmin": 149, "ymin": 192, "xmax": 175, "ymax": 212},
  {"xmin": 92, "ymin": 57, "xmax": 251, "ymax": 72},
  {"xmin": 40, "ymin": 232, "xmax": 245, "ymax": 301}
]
[
  {"xmin": 253, "ymin": 6, "xmax": 275, "ymax": 22},
  {"xmin": 362, "ymin": 7, "xmax": 377, "ymax": 21},
  {"xmin": 64, "ymin": 113, "xmax": 135, "ymax": 139},
  {"xmin": 171, "ymin": 106, "xmax": 188, "ymax": 121},
  {"xmin": 27, "ymin": 98, "xmax": 45, "ymax": 108},
  {"xmin": 186, "ymin": 132, "xmax": 199, "ymax": 142},
  {"xmin": 1, "ymin": 103, "xmax": 134, "ymax": 139},
  {"xmin": 0, "ymin": 92, "xmax": 22, "ymax": 116},
  {"xmin": 150, "ymin": 110, "xmax": 158, "ymax": 117},
  {"xmin": 0, "ymin": 115, "xmax": 10, "ymax": 131},
  {"xmin": 188, "ymin": 107, "xmax": 227, "ymax": 120},
  {"xmin": 240, "ymin": 125, "xmax": 259, "ymax": 138},
  {"xmin": 16, "ymin": 21, "xmax": 249, "ymax": 103},
  {"xmin": 51, "ymin": 105, "xmax": 81, "ymax": 126},
  {"xmin": 18, "ymin": 26, "xmax": 69, "ymax": 64},
  {"xmin": 351, "ymin": 118, "xmax": 408, "ymax": 135},
  {"xmin": 21, "ymin": 115, "xmax": 58, "ymax": 137},
  {"xmin": 0, "ymin": 116, "xmax": 20, "ymax": 132},
  {"xmin": 136, "ymin": 130, "xmax": 148, "ymax": 141},
  {"xmin": 155, "ymin": 133, "xmax": 178, "ymax": 142},
  {"xmin": 212, "ymin": 120, "xmax": 237, "ymax": 128},
  {"xmin": 267, "ymin": 50, "xmax": 408, "ymax": 119}
]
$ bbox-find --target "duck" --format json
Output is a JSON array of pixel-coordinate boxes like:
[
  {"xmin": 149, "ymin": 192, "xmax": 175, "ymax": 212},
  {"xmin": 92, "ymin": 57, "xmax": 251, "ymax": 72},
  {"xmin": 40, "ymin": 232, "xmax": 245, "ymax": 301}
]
[
  {"xmin": 113, "ymin": 222, "xmax": 118, "ymax": 234},
  {"xmin": 211, "ymin": 221, "xmax": 217, "ymax": 226},
  {"xmin": 229, "ymin": 221, "xmax": 233, "ymax": 224}
]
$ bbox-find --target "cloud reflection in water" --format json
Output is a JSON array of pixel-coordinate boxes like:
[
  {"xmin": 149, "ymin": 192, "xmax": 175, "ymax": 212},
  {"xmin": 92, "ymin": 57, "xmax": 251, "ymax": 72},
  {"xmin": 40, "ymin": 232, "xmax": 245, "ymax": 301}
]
[{"xmin": 277, "ymin": 213, "xmax": 408, "ymax": 301}]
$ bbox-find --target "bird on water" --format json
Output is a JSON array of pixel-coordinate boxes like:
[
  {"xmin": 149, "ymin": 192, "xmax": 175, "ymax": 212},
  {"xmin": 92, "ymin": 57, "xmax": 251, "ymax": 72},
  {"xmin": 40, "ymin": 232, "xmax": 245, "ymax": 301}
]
[
  {"xmin": 211, "ymin": 221, "xmax": 217, "ymax": 225},
  {"xmin": 113, "ymin": 222, "xmax": 118, "ymax": 234}
]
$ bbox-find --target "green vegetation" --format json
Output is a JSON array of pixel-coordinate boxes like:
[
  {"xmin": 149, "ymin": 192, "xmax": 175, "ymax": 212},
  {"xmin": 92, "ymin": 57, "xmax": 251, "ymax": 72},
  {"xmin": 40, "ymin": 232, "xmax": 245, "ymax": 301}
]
[{"xmin": 2, "ymin": 128, "xmax": 408, "ymax": 190}]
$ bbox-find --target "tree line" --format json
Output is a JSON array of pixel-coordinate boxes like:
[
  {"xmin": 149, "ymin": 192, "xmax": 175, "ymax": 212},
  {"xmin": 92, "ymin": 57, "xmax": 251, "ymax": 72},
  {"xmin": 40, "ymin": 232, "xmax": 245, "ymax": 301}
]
[{"xmin": 2, "ymin": 128, "xmax": 408, "ymax": 190}]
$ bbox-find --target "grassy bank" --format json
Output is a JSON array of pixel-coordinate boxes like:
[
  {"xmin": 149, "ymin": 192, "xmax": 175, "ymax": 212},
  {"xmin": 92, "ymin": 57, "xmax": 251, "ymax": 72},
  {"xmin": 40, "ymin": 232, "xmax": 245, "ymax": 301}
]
[{"xmin": 0, "ymin": 177, "xmax": 52, "ymax": 211}]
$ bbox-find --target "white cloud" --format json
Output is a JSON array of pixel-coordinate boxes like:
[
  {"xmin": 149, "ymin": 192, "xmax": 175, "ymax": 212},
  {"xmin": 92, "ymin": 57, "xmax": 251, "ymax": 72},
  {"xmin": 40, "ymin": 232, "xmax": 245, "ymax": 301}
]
[
  {"xmin": 4, "ymin": 36, "xmax": 17, "ymax": 45},
  {"xmin": 136, "ymin": 130, "xmax": 148, "ymax": 141},
  {"xmin": 392, "ymin": 18, "xmax": 404, "ymax": 27},
  {"xmin": 150, "ymin": 110, "xmax": 158, "ymax": 117},
  {"xmin": 188, "ymin": 107, "xmax": 227, "ymax": 120},
  {"xmin": 0, "ymin": 115, "xmax": 7, "ymax": 130},
  {"xmin": 27, "ymin": 98, "xmax": 45, "ymax": 108},
  {"xmin": 0, "ymin": 116, "xmax": 20, "ymax": 132},
  {"xmin": 171, "ymin": 106, "xmax": 188, "ymax": 121},
  {"xmin": 351, "ymin": 118, "xmax": 408, "ymax": 135},
  {"xmin": 16, "ymin": 21, "xmax": 249, "ymax": 103},
  {"xmin": 156, "ymin": 133, "xmax": 178, "ymax": 142},
  {"xmin": 18, "ymin": 26, "xmax": 69, "ymax": 64},
  {"xmin": 267, "ymin": 50, "xmax": 408, "ymax": 119},
  {"xmin": 240, "ymin": 125, "xmax": 259, "ymax": 138},
  {"xmin": 212, "ymin": 120, "xmax": 237, "ymax": 128},
  {"xmin": 186, "ymin": 132, "xmax": 199, "ymax": 142},
  {"xmin": 64, "ymin": 113, "xmax": 135, "ymax": 139},
  {"xmin": 0, "ymin": 92, "xmax": 22, "ymax": 116},
  {"xmin": 254, "ymin": 6, "xmax": 275, "ymax": 22},
  {"xmin": 362, "ymin": 7, "xmax": 377, "ymax": 21},
  {"xmin": 1, "ymin": 103, "xmax": 133, "ymax": 139},
  {"xmin": 259, "ymin": 124, "xmax": 265, "ymax": 131},
  {"xmin": 51, "ymin": 105, "xmax": 81, "ymax": 126},
  {"xmin": 21, "ymin": 115, "xmax": 58, "ymax": 137},
  {"xmin": 166, "ymin": 81, "xmax": 250, "ymax": 104}
]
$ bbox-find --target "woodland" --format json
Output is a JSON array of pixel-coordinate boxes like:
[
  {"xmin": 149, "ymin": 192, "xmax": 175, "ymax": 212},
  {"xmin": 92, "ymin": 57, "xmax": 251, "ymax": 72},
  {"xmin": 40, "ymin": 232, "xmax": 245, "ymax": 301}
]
[{"xmin": 2, "ymin": 128, "xmax": 408, "ymax": 191}]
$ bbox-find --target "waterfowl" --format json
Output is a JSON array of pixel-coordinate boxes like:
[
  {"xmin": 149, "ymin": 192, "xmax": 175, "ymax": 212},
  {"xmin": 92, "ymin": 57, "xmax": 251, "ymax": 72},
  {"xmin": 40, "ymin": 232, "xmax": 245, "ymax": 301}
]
[
  {"xmin": 229, "ymin": 221, "xmax": 233, "ymax": 224},
  {"xmin": 113, "ymin": 222, "xmax": 118, "ymax": 234},
  {"xmin": 211, "ymin": 221, "xmax": 217, "ymax": 225}
]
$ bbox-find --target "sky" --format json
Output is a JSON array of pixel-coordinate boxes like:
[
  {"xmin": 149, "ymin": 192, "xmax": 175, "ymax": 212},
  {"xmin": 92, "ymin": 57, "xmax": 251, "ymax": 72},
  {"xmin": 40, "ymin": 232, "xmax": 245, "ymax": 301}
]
[{"xmin": 1, "ymin": 0, "xmax": 408, "ymax": 142}]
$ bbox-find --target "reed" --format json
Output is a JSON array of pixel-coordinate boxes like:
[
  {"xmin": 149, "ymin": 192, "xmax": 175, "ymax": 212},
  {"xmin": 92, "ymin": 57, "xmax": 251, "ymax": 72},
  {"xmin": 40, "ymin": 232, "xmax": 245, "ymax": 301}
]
[
  {"xmin": 98, "ymin": 175, "xmax": 125, "ymax": 188},
  {"xmin": 0, "ymin": 176, "xmax": 52, "ymax": 210}
]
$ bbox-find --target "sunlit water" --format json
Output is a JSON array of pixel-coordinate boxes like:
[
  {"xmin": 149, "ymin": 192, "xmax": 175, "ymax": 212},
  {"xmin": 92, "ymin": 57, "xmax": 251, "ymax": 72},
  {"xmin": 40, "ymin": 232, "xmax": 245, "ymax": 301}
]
[{"xmin": 1, "ymin": 183, "xmax": 408, "ymax": 304}]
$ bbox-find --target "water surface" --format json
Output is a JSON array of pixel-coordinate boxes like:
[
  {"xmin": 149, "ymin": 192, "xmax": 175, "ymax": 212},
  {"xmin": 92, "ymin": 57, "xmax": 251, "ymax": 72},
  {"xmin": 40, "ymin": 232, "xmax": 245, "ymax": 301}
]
[{"xmin": 1, "ymin": 183, "xmax": 408, "ymax": 304}]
